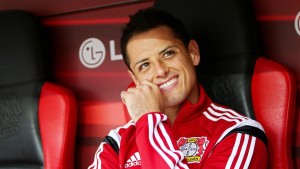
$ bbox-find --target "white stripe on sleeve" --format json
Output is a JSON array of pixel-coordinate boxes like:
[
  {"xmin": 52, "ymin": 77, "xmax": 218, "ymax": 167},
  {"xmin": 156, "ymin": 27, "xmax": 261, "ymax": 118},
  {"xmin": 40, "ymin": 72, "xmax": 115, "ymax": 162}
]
[
  {"xmin": 88, "ymin": 142, "xmax": 106, "ymax": 169},
  {"xmin": 243, "ymin": 136, "xmax": 256, "ymax": 169},
  {"xmin": 148, "ymin": 114, "xmax": 175, "ymax": 168},
  {"xmin": 155, "ymin": 114, "xmax": 189, "ymax": 169},
  {"xmin": 225, "ymin": 133, "xmax": 242, "ymax": 169},
  {"xmin": 235, "ymin": 134, "xmax": 249, "ymax": 168}
]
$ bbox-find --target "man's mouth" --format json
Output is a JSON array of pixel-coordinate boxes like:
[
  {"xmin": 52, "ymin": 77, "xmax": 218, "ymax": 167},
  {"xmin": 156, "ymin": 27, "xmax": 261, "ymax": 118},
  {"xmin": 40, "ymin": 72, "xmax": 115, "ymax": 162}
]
[{"xmin": 158, "ymin": 77, "xmax": 178, "ymax": 89}]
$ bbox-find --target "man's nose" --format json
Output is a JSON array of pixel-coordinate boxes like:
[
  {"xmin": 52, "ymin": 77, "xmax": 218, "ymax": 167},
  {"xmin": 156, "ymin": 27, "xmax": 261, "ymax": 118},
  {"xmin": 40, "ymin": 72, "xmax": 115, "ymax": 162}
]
[{"xmin": 154, "ymin": 61, "xmax": 168, "ymax": 78}]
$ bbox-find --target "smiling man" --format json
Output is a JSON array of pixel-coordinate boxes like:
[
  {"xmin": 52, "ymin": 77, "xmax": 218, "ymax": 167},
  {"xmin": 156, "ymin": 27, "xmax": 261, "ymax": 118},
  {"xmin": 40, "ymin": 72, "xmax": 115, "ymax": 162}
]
[{"xmin": 88, "ymin": 8, "xmax": 268, "ymax": 169}]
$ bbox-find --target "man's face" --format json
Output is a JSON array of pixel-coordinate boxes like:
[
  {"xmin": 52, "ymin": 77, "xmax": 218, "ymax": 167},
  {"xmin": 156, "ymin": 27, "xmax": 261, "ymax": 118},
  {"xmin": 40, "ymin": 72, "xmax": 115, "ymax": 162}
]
[{"xmin": 127, "ymin": 26, "xmax": 200, "ymax": 109}]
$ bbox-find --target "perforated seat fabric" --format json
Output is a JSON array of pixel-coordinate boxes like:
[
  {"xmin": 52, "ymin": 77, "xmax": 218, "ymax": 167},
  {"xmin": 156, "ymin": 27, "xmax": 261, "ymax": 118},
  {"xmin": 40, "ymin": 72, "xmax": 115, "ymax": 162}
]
[{"xmin": 0, "ymin": 81, "xmax": 44, "ymax": 168}]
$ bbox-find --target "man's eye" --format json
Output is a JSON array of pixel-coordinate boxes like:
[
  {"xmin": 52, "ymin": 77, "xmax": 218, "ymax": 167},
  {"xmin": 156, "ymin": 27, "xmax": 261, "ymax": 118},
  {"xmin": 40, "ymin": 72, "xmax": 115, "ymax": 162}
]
[
  {"xmin": 164, "ymin": 50, "xmax": 175, "ymax": 58},
  {"xmin": 139, "ymin": 63, "xmax": 149, "ymax": 71}
]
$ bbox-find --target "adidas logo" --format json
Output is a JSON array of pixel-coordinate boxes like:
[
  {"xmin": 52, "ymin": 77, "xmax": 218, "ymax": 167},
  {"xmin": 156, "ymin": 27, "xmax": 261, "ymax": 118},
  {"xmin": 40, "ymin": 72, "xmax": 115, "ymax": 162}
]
[{"xmin": 124, "ymin": 152, "xmax": 141, "ymax": 168}]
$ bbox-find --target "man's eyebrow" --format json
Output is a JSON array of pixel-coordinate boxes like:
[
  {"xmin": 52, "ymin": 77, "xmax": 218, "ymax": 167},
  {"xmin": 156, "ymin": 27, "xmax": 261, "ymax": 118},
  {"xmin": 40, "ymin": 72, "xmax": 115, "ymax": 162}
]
[
  {"xmin": 134, "ymin": 58, "xmax": 149, "ymax": 68},
  {"xmin": 158, "ymin": 45, "xmax": 177, "ymax": 55},
  {"xmin": 133, "ymin": 45, "xmax": 178, "ymax": 68}
]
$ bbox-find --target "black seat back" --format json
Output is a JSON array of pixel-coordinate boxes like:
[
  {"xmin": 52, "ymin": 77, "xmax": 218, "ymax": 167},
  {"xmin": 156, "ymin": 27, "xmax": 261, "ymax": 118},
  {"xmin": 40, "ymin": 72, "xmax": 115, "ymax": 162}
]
[{"xmin": 0, "ymin": 10, "xmax": 46, "ymax": 168}]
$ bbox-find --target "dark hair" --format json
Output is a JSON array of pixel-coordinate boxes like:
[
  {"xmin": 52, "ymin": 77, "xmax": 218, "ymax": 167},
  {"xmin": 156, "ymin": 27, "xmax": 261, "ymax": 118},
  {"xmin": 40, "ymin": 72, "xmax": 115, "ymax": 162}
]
[{"xmin": 120, "ymin": 7, "xmax": 190, "ymax": 70}]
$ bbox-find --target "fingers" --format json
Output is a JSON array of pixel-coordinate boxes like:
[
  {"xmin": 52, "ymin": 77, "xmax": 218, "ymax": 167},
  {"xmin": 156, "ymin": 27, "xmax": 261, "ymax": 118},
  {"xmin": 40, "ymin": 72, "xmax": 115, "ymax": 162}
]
[
  {"xmin": 120, "ymin": 80, "xmax": 164, "ymax": 122},
  {"xmin": 121, "ymin": 86, "xmax": 140, "ymax": 105},
  {"xmin": 135, "ymin": 79, "xmax": 159, "ymax": 91},
  {"xmin": 120, "ymin": 85, "xmax": 147, "ymax": 105},
  {"xmin": 140, "ymin": 79, "xmax": 155, "ymax": 87},
  {"xmin": 120, "ymin": 91, "xmax": 127, "ymax": 104},
  {"xmin": 120, "ymin": 82, "xmax": 159, "ymax": 105}
]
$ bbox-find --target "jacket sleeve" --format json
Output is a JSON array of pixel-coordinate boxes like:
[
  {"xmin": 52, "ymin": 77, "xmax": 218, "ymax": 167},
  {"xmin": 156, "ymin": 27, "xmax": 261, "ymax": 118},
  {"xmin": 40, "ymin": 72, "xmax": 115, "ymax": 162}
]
[
  {"xmin": 87, "ymin": 138, "xmax": 120, "ymax": 169},
  {"xmin": 201, "ymin": 132, "xmax": 268, "ymax": 169},
  {"xmin": 135, "ymin": 112, "xmax": 189, "ymax": 169}
]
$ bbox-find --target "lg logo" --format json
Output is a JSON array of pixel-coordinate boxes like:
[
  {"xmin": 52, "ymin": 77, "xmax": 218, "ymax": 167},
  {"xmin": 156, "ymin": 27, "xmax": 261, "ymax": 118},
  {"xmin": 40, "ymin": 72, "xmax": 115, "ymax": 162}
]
[
  {"xmin": 295, "ymin": 11, "xmax": 300, "ymax": 36},
  {"xmin": 79, "ymin": 38, "xmax": 122, "ymax": 68}
]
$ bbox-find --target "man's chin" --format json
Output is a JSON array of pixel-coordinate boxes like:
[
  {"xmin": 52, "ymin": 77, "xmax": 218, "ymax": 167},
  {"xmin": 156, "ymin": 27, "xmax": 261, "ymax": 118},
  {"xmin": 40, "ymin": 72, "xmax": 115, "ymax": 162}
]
[{"xmin": 164, "ymin": 97, "xmax": 185, "ymax": 108}]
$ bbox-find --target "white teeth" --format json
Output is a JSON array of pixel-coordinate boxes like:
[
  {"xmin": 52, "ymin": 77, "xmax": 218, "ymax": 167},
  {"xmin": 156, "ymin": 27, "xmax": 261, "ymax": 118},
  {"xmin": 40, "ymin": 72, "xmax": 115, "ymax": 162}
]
[{"xmin": 159, "ymin": 78, "xmax": 177, "ymax": 89}]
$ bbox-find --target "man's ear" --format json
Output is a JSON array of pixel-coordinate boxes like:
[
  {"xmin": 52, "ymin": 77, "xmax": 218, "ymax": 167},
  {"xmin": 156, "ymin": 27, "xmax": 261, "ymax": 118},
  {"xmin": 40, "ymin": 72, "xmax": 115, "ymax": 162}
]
[
  {"xmin": 128, "ymin": 70, "xmax": 140, "ymax": 86},
  {"xmin": 188, "ymin": 40, "xmax": 200, "ymax": 66}
]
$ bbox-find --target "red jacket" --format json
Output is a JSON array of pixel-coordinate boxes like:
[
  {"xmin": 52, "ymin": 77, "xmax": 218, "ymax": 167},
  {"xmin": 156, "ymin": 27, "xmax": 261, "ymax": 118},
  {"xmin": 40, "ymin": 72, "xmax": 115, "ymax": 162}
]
[{"xmin": 88, "ymin": 85, "xmax": 268, "ymax": 169}]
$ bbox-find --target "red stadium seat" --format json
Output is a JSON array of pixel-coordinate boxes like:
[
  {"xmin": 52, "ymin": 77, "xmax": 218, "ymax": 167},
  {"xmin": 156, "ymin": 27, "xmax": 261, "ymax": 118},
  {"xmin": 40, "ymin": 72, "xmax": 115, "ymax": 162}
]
[
  {"xmin": 0, "ymin": 10, "xmax": 77, "ymax": 168},
  {"xmin": 154, "ymin": 0, "xmax": 297, "ymax": 168},
  {"xmin": 252, "ymin": 57, "xmax": 296, "ymax": 169}
]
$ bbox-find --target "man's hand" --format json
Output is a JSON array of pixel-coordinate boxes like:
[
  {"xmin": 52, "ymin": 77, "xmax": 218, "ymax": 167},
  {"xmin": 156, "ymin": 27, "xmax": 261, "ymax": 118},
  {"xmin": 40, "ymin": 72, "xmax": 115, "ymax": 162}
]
[{"xmin": 121, "ymin": 80, "xmax": 164, "ymax": 122}]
